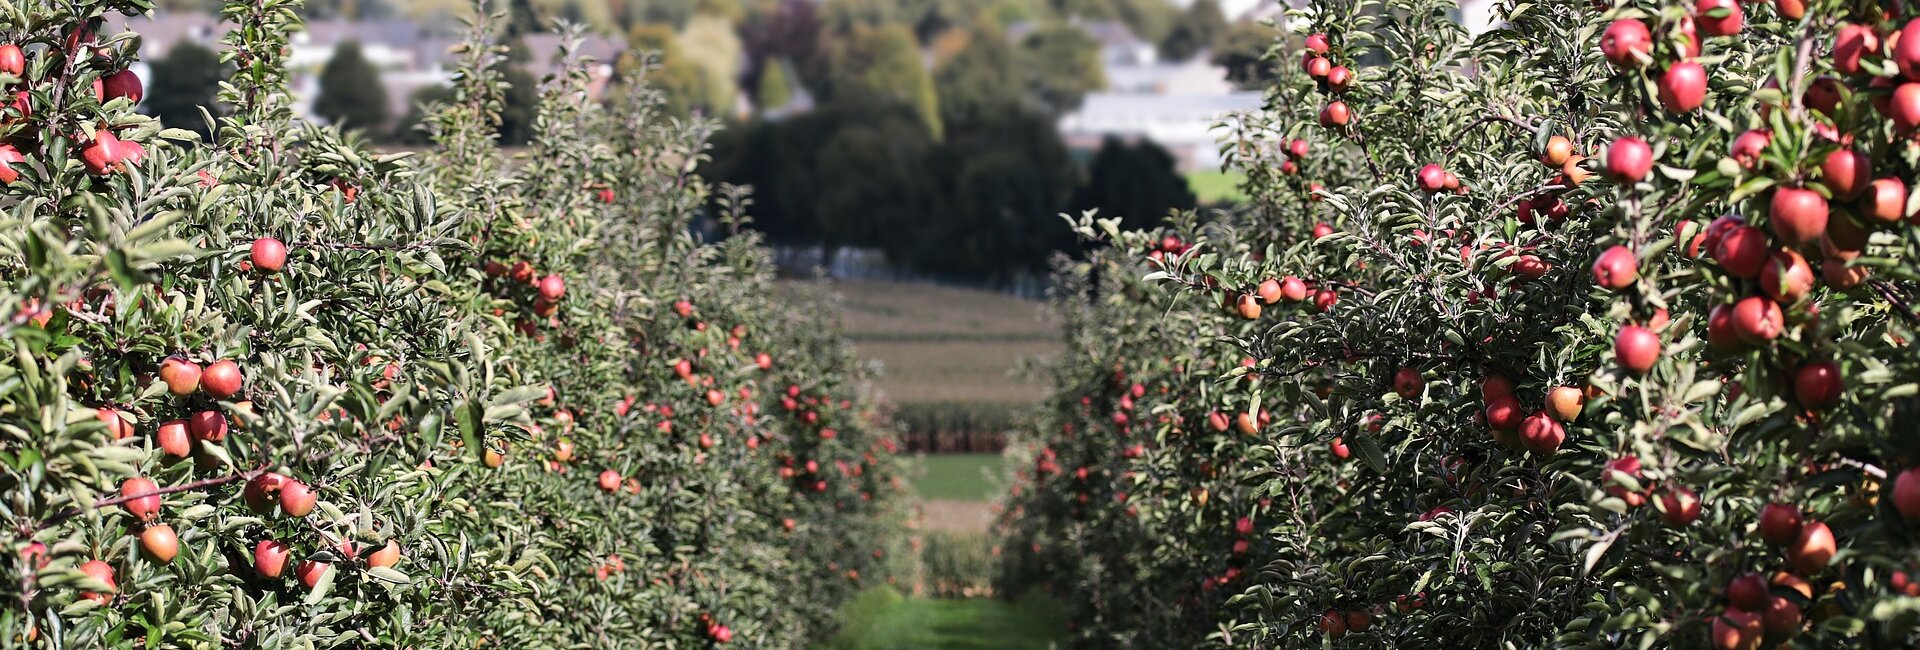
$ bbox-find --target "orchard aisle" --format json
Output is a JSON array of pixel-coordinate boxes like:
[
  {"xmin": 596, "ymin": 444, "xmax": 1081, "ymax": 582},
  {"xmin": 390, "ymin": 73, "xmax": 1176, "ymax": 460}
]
[{"xmin": 820, "ymin": 588, "xmax": 1066, "ymax": 650}]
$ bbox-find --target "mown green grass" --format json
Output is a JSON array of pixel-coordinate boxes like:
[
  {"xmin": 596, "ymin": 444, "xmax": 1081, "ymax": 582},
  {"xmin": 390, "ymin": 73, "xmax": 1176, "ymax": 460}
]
[
  {"xmin": 818, "ymin": 587, "xmax": 1066, "ymax": 650},
  {"xmin": 914, "ymin": 453, "xmax": 1006, "ymax": 501},
  {"xmin": 1188, "ymin": 170, "xmax": 1250, "ymax": 204}
]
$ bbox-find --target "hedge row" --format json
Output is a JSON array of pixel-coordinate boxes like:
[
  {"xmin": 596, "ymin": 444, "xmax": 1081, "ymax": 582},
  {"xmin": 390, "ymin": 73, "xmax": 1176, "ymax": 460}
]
[
  {"xmin": 0, "ymin": 0, "xmax": 905, "ymax": 647},
  {"xmin": 999, "ymin": 0, "xmax": 1920, "ymax": 646}
]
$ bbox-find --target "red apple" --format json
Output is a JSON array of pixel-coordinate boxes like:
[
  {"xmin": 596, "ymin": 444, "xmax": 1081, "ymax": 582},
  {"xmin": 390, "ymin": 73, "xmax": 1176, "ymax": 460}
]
[
  {"xmin": 538, "ymin": 274, "xmax": 565, "ymax": 301},
  {"xmin": 1605, "ymin": 136, "xmax": 1653, "ymax": 183},
  {"xmin": 100, "ymin": 69, "xmax": 141, "ymax": 103},
  {"xmin": 1661, "ymin": 486, "xmax": 1701, "ymax": 526},
  {"xmin": 188, "ymin": 410, "xmax": 228, "ymax": 441},
  {"xmin": 255, "ymin": 539, "xmax": 290, "ymax": 578},
  {"xmin": 1730, "ymin": 295, "xmax": 1783, "ymax": 343},
  {"xmin": 1329, "ymin": 437, "xmax": 1350, "ymax": 460},
  {"xmin": 1760, "ymin": 249, "xmax": 1813, "ymax": 303},
  {"xmin": 1712, "ymin": 224, "xmax": 1768, "ymax": 278},
  {"xmin": 1897, "ymin": 19, "xmax": 1920, "ymax": 80},
  {"xmin": 1711, "ymin": 609, "xmax": 1763, "ymax": 650},
  {"xmin": 367, "ymin": 539, "xmax": 402, "ymax": 569},
  {"xmin": 0, "ymin": 44, "xmax": 22, "ymax": 77},
  {"xmin": 1312, "ymin": 289, "xmax": 1337, "ymax": 312},
  {"xmin": 155, "ymin": 419, "xmax": 190, "ymax": 458},
  {"xmin": 1591, "ymin": 245, "xmax": 1637, "ymax": 290},
  {"xmin": 1706, "ymin": 304, "xmax": 1744, "ymax": 351},
  {"xmin": 80, "ymin": 131, "xmax": 120, "ymax": 175},
  {"xmin": 201, "ymin": 359, "xmax": 243, "ymax": 399},
  {"xmin": 1614, "ymin": 325, "xmax": 1660, "ymax": 374},
  {"xmin": 1319, "ymin": 101, "xmax": 1350, "ymax": 128},
  {"xmin": 1769, "ymin": 187, "xmax": 1828, "ymax": 245},
  {"xmin": 250, "ymin": 237, "xmax": 287, "ymax": 273},
  {"xmin": 1820, "ymin": 148, "xmax": 1871, "ymax": 200},
  {"xmin": 1834, "ymin": 24, "xmax": 1879, "ymax": 75},
  {"xmin": 1485, "ymin": 395, "xmax": 1523, "ymax": 430},
  {"xmin": 1793, "ymin": 360, "xmax": 1842, "ymax": 408},
  {"xmin": 279, "ymin": 479, "xmax": 317, "ymax": 517},
  {"xmin": 1603, "ymin": 456, "xmax": 1644, "ymax": 506},
  {"xmin": 1695, "ymin": 0, "xmax": 1741, "ymax": 35},
  {"xmin": 599, "ymin": 469, "xmax": 620, "ymax": 492},
  {"xmin": 159, "ymin": 356, "xmax": 201, "ymax": 396},
  {"xmin": 295, "ymin": 560, "xmax": 330, "ymax": 589},
  {"xmin": 1764, "ymin": 596, "xmax": 1802, "ymax": 637},
  {"xmin": 1657, "ymin": 61, "xmax": 1708, "ymax": 113},
  {"xmin": 1417, "ymin": 164, "xmax": 1448, "ymax": 193},
  {"xmin": 1727, "ymin": 572, "xmax": 1769, "ymax": 611},
  {"xmin": 78, "ymin": 559, "xmax": 115, "ymax": 604},
  {"xmin": 120, "ymin": 476, "xmax": 161, "ymax": 521},
  {"xmin": 243, "ymin": 472, "xmax": 285, "ymax": 514},
  {"xmin": 1546, "ymin": 386, "xmax": 1583, "ymax": 422},
  {"xmin": 1786, "ymin": 521, "xmax": 1835, "ymax": 573},
  {"xmin": 1892, "ymin": 83, "xmax": 1920, "ymax": 131},
  {"xmin": 1305, "ymin": 33, "xmax": 1330, "ymax": 54},
  {"xmin": 1601, "ymin": 19, "xmax": 1653, "ymax": 67},
  {"xmin": 0, "ymin": 144, "xmax": 23, "ymax": 184},
  {"xmin": 1865, "ymin": 177, "xmax": 1910, "ymax": 223},
  {"xmin": 140, "ymin": 523, "xmax": 178, "ymax": 563},
  {"xmin": 1518, "ymin": 411, "xmax": 1564, "ymax": 455},
  {"xmin": 1760, "ymin": 503, "xmax": 1803, "ymax": 545},
  {"xmin": 1392, "ymin": 367, "xmax": 1423, "ymax": 399}
]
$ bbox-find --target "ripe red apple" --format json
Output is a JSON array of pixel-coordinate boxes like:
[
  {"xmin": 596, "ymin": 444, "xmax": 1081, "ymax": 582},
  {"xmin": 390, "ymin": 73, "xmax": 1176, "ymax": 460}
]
[
  {"xmin": 201, "ymin": 359, "xmax": 243, "ymax": 399},
  {"xmin": 538, "ymin": 274, "xmax": 565, "ymax": 301},
  {"xmin": 1763, "ymin": 595, "xmax": 1802, "ymax": 637},
  {"xmin": 254, "ymin": 539, "xmax": 290, "ymax": 578},
  {"xmin": 279, "ymin": 478, "xmax": 317, "ymax": 517},
  {"xmin": 1661, "ymin": 486, "xmax": 1701, "ymax": 526},
  {"xmin": 1614, "ymin": 325, "xmax": 1660, "ymax": 374},
  {"xmin": 1602, "ymin": 456, "xmax": 1644, "ymax": 506},
  {"xmin": 1605, "ymin": 136, "xmax": 1653, "ymax": 182},
  {"xmin": 159, "ymin": 356, "xmax": 202, "ymax": 396},
  {"xmin": 1542, "ymin": 135, "xmax": 1573, "ymax": 166},
  {"xmin": 1288, "ymin": 139, "xmax": 1309, "ymax": 158},
  {"xmin": 0, "ymin": 44, "xmax": 22, "ymax": 77},
  {"xmin": 1760, "ymin": 249, "xmax": 1813, "ymax": 303},
  {"xmin": 1787, "ymin": 520, "xmax": 1835, "ymax": 573},
  {"xmin": 1892, "ymin": 83, "xmax": 1920, "ymax": 131},
  {"xmin": 1326, "ymin": 65, "xmax": 1353, "ymax": 93},
  {"xmin": 1545, "ymin": 386, "xmax": 1582, "ymax": 422},
  {"xmin": 1712, "ymin": 224, "xmax": 1767, "ymax": 278},
  {"xmin": 1280, "ymin": 277, "xmax": 1307, "ymax": 301},
  {"xmin": 1392, "ymin": 367, "xmax": 1422, "ymax": 399},
  {"xmin": 250, "ymin": 237, "xmax": 287, "ymax": 273},
  {"xmin": 1712, "ymin": 609, "xmax": 1763, "ymax": 650},
  {"xmin": 78, "ymin": 559, "xmax": 115, "ymax": 604},
  {"xmin": 1894, "ymin": 468, "xmax": 1920, "ymax": 521},
  {"xmin": 120, "ymin": 476, "xmax": 161, "ymax": 521},
  {"xmin": 1591, "ymin": 245, "xmax": 1637, "ymax": 290},
  {"xmin": 367, "ymin": 539, "xmax": 402, "ymax": 569},
  {"xmin": 0, "ymin": 143, "xmax": 22, "ymax": 184},
  {"xmin": 1518, "ymin": 411, "xmax": 1564, "ymax": 455},
  {"xmin": 1727, "ymin": 573, "xmax": 1770, "ymax": 611},
  {"xmin": 1730, "ymin": 295, "xmax": 1783, "ymax": 343},
  {"xmin": 1313, "ymin": 222, "xmax": 1334, "ymax": 239},
  {"xmin": 1804, "ymin": 76, "xmax": 1844, "ymax": 116},
  {"xmin": 1769, "ymin": 187, "xmax": 1829, "ymax": 245},
  {"xmin": 1865, "ymin": 177, "xmax": 1910, "ymax": 223},
  {"xmin": 1484, "ymin": 394, "xmax": 1523, "ymax": 430},
  {"xmin": 1319, "ymin": 101, "xmax": 1351, "ymax": 128},
  {"xmin": 1319, "ymin": 609, "xmax": 1348, "ymax": 638},
  {"xmin": 81, "ymin": 131, "xmax": 121, "ymax": 175},
  {"xmin": 1657, "ymin": 62, "xmax": 1708, "ymax": 113},
  {"xmin": 1601, "ymin": 19, "xmax": 1652, "ymax": 67},
  {"xmin": 140, "ymin": 523, "xmax": 178, "ymax": 563},
  {"xmin": 1305, "ymin": 33, "xmax": 1330, "ymax": 54},
  {"xmin": 155, "ymin": 419, "xmax": 190, "ymax": 458},
  {"xmin": 1759, "ymin": 502, "xmax": 1803, "ymax": 545},
  {"xmin": 1793, "ymin": 360, "xmax": 1842, "ymax": 408},
  {"xmin": 598, "ymin": 469, "xmax": 620, "ymax": 492},
  {"xmin": 1834, "ymin": 24, "xmax": 1879, "ymax": 75},
  {"xmin": 1694, "ymin": 0, "xmax": 1742, "ymax": 35},
  {"xmin": 1304, "ymin": 55, "xmax": 1330, "ymax": 78},
  {"xmin": 1705, "ymin": 303, "xmax": 1744, "ymax": 351},
  {"xmin": 101, "ymin": 69, "xmax": 141, "ymax": 103},
  {"xmin": 1417, "ymin": 164, "xmax": 1448, "ymax": 193},
  {"xmin": 1235, "ymin": 293, "xmax": 1262, "ymax": 320},
  {"xmin": 295, "ymin": 560, "xmax": 330, "ymax": 589},
  {"xmin": 1513, "ymin": 254, "xmax": 1548, "ymax": 279},
  {"xmin": 1820, "ymin": 148, "xmax": 1871, "ymax": 200},
  {"xmin": 1235, "ymin": 516, "xmax": 1254, "ymax": 535},
  {"xmin": 1898, "ymin": 19, "xmax": 1920, "ymax": 80},
  {"xmin": 243, "ymin": 472, "xmax": 286, "ymax": 514},
  {"xmin": 1729, "ymin": 129, "xmax": 1769, "ymax": 168},
  {"xmin": 188, "ymin": 410, "xmax": 228, "ymax": 441},
  {"xmin": 1329, "ymin": 437, "xmax": 1350, "ymax": 460},
  {"xmin": 1313, "ymin": 289, "xmax": 1337, "ymax": 312}
]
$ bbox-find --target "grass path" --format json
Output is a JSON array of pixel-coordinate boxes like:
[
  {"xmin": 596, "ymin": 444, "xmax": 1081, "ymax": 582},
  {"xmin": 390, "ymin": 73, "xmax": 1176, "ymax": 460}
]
[{"xmin": 819, "ymin": 588, "xmax": 1066, "ymax": 650}]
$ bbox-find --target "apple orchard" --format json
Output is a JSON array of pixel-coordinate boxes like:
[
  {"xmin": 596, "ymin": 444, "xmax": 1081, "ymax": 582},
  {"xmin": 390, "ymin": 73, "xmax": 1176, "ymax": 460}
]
[
  {"xmin": 0, "ymin": 0, "xmax": 912, "ymax": 646},
  {"xmin": 993, "ymin": 0, "xmax": 1920, "ymax": 646}
]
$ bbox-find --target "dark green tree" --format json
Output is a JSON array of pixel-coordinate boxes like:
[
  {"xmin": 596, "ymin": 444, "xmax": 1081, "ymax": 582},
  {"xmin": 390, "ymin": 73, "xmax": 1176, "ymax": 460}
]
[
  {"xmin": 1073, "ymin": 136, "xmax": 1195, "ymax": 231},
  {"xmin": 1160, "ymin": 0, "xmax": 1226, "ymax": 62},
  {"xmin": 1019, "ymin": 24, "xmax": 1104, "ymax": 116},
  {"xmin": 391, "ymin": 83, "xmax": 454, "ymax": 145},
  {"xmin": 1212, "ymin": 20, "xmax": 1277, "ymax": 89},
  {"xmin": 314, "ymin": 40, "xmax": 390, "ymax": 133},
  {"xmin": 144, "ymin": 41, "xmax": 223, "ymax": 140},
  {"xmin": 912, "ymin": 107, "xmax": 1078, "ymax": 284},
  {"xmin": 933, "ymin": 21, "xmax": 1020, "ymax": 126},
  {"xmin": 825, "ymin": 24, "xmax": 942, "ymax": 138}
]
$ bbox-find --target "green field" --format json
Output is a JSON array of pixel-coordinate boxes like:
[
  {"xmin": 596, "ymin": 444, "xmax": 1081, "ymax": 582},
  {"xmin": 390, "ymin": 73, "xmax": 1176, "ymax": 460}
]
[
  {"xmin": 1188, "ymin": 170, "xmax": 1250, "ymax": 204},
  {"xmin": 819, "ymin": 588, "xmax": 1067, "ymax": 650},
  {"xmin": 914, "ymin": 453, "xmax": 1006, "ymax": 501}
]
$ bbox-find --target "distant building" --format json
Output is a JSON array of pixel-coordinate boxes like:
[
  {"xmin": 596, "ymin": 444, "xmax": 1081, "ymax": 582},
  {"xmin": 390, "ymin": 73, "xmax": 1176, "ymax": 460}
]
[
  {"xmin": 104, "ymin": 12, "xmax": 624, "ymax": 127},
  {"xmin": 1059, "ymin": 49, "xmax": 1259, "ymax": 172}
]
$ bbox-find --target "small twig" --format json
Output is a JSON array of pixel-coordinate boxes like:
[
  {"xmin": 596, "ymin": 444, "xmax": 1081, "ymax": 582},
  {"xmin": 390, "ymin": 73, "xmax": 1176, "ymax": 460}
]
[
  {"xmin": 1869, "ymin": 280, "xmax": 1919, "ymax": 325},
  {"xmin": 38, "ymin": 465, "xmax": 266, "ymax": 529}
]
